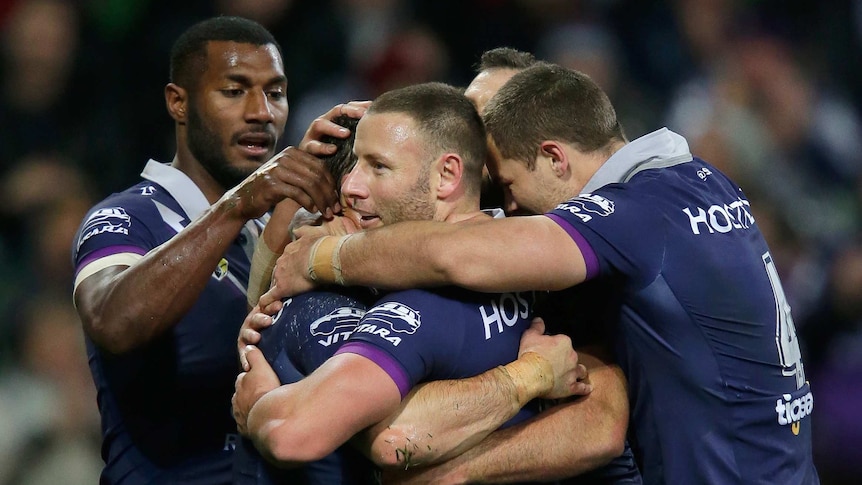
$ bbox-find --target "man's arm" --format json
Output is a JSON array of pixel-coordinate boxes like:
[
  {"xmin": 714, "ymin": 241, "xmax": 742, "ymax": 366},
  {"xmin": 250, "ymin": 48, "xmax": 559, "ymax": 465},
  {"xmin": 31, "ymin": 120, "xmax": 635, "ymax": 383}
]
[
  {"xmin": 263, "ymin": 215, "xmax": 587, "ymax": 305},
  {"xmin": 74, "ymin": 148, "xmax": 338, "ymax": 354},
  {"xmin": 235, "ymin": 317, "xmax": 589, "ymax": 468},
  {"xmin": 235, "ymin": 347, "xmax": 402, "ymax": 465},
  {"xmin": 297, "ymin": 101, "xmax": 370, "ymax": 155},
  {"xmin": 383, "ymin": 348, "xmax": 628, "ymax": 484},
  {"xmin": 246, "ymin": 100, "xmax": 369, "ymax": 308},
  {"xmin": 247, "ymin": 199, "xmax": 301, "ymax": 309},
  {"xmin": 355, "ymin": 318, "xmax": 590, "ymax": 468}
]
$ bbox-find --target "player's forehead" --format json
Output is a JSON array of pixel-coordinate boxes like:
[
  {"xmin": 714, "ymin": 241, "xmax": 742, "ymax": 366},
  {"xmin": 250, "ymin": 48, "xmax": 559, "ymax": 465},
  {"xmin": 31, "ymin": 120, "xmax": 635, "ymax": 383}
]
[
  {"xmin": 354, "ymin": 111, "xmax": 425, "ymax": 164},
  {"xmin": 485, "ymin": 138, "xmax": 519, "ymax": 182},
  {"xmin": 201, "ymin": 40, "xmax": 285, "ymax": 82}
]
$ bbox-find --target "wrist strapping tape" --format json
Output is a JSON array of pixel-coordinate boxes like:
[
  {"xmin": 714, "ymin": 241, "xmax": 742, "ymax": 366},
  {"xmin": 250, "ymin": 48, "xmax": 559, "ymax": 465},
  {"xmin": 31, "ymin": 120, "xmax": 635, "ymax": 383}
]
[{"xmin": 307, "ymin": 235, "xmax": 350, "ymax": 285}]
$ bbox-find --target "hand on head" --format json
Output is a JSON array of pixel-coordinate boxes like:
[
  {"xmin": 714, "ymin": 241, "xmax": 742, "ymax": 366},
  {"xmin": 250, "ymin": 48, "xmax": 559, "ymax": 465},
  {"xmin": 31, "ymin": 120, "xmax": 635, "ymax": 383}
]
[
  {"xmin": 222, "ymin": 146, "xmax": 341, "ymax": 220},
  {"xmin": 300, "ymin": 100, "xmax": 371, "ymax": 156}
]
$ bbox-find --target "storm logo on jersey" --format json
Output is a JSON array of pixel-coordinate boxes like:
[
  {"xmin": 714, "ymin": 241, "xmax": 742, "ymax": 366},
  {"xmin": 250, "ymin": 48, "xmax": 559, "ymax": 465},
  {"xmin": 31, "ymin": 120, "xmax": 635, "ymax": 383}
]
[
  {"xmin": 77, "ymin": 207, "xmax": 132, "ymax": 249},
  {"xmin": 555, "ymin": 194, "xmax": 615, "ymax": 223},
  {"xmin": 353, "ymin": 302, "xmax": 422, "ymax": 347},
  {"xmin": 363, "ymin": 302, "xmax": 422, "ymax": 334},
  {"xmin": 309, "ymin": 307, "xmax": 366, "ymax": 337}
]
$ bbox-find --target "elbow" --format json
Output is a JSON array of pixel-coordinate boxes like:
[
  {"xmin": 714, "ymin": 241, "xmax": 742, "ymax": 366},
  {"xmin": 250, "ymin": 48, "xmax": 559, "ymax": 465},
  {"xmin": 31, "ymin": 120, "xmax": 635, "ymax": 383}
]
[
  {"xmin": 600, "ymin": 422, "xmax": 628, "ymax": 462},
  {"xmin": 368, "ymin": 426, "xmax": 425, "ymax": 469},
  {"xmin": 259, "ymin": 424, "xmax": 336, "ymax": 465},
  {"xmin": 368, "ymin": 427, "xmax": 407, "ymax": 468},
  {"xmin": 267, "ymin": 439, "xmax": 328, "ymax": 465},
  {"xmin": 83, "ymin": 306, "xmax": 173, "ymax": 355},
  {"xmin": 78, "ymin": 294, "xmax": 154, "ymax": 355},
  {"xmin": 83, "ymin": 315, "xmax": 137, "ymax": 355},
  {"xmin": 593, "ymin": 410, "xmax": 629, "ymax": 464},
  {"xmin": 434, "ymin": 247, "xmax": 483, "ymax": 290}
]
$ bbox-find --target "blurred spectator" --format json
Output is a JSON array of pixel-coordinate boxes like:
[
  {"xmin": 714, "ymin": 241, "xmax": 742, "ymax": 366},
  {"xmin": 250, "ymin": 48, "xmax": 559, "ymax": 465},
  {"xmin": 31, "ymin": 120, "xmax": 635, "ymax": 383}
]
[
  {"xmin": 665, "ymin": 8, "xmax": 862, "ymax": 326},
  {"xmin": 0, "ymin": 153, "xmax": 94, "ymax": 355},
  {"xmin": 0, "ymin": 294, "xmax": 101, "ymax": 485},
  {"xmin": 536, "ymin": 20, "xmax": 660, "ymax": 138},
  {"xmin": 215, "ymin": 0, "xmax": 295, "ymax": 25},
  {"xmin": 286, "ymin": 21, "xmax": 450, "ymax": 143},
  {"xmin": 801, "ymin": 242, "xmax": 862, "ymax": 484},
  {"xmin": 0, "ymin": 0, "xmax": 81, "ymax": 177}
]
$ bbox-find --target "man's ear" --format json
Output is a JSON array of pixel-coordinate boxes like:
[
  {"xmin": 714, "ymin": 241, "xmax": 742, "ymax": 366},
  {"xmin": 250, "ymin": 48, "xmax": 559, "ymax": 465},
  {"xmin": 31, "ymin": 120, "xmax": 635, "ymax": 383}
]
[
  {"xmin": 540, "ymin": 141, "xmax": 569, "ymax": 178},
  {"xmin": 436, "ymin": 153, "xmax": 463, "ymax": 199},
  {"xmin": 165, "ymin": 83, "xmax": 188, "ymax": 124}
]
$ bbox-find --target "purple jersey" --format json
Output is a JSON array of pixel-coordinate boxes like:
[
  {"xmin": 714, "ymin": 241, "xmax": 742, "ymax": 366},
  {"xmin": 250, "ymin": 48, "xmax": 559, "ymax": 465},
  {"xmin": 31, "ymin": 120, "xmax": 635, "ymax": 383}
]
[
  {"xmin": 341, "ymin": 272, "xmax": 641, "ymax": 484},
  {"xmin": 72, "ymin": 161, "xmax": 263, "ymax": 484},
  {"xmin": 337, "ymin": 287, "xmax": 539, "ymax": 427},
  {"xmin": 234, "ymin": 289, "xmax": 379, "ymax": 485},
  {"xmin": 547, "ymin": 129, "xmax": 818, "ymax": 484}
]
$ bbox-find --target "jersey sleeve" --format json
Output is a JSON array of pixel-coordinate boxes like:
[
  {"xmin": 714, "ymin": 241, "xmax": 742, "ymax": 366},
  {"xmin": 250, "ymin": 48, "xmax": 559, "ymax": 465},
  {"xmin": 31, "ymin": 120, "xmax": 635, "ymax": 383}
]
[
  {"xmin": 546, "ymin": 185, "xmax": 666, "ymax": 288},
  {"xmin": 72, "ymin": 194, "xmax": 161, "ymax": 290},
  {"xmin": 335, "ymin": 289, "xmax": 458, "ymax": 399},
  {"xmin": 75, "ymin": 195, "xmax": 162, "ymax": 261}
]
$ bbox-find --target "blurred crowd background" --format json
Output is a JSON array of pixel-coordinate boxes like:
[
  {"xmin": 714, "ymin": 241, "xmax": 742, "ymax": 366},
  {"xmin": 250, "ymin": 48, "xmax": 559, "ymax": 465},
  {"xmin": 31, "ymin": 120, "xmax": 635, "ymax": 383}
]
[{"xmin": 0, "ymin": 0, "xmax": 860, "ymax": 483}]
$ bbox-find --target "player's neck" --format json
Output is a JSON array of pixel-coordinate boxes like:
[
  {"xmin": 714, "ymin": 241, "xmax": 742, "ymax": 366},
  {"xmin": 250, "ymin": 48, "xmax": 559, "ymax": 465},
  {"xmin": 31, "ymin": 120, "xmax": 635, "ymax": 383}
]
[
  {"xmin": 444, "ymin": 208, "xmax": 488, "ymax": 224},
  {"xmin": 170, "ymin": 153, "xmax": 226, "ymax": 204}
]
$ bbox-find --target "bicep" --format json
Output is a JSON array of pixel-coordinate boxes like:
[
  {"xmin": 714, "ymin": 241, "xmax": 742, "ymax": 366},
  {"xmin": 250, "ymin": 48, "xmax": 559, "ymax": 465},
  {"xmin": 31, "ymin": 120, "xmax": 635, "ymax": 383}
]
[
  {"xmin": 577, "ymin": 346, "xmax": 628, "ymax": 417},
  {"xmin": 566, "ymin": 346, "xmax": 629, "ymax": 455},
  {"xmin": 265, "ymin": 352, "xmax": 402, "ymax": 456},
  {"xmin": 73, "ymin": 265, "xmax": 129, "ymax": 340}
]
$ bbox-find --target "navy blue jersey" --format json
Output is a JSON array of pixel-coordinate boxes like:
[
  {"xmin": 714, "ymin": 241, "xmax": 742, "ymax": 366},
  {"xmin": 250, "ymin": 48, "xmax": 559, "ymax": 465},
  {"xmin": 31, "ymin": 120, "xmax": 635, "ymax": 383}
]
[
  {"xmin": 546, "ymin": 129, "xmax": 818, "ymax": 484},
  {"xmin": 234, "ymin": 288, "xmax": 379, "ymax": 485},
  {"xmin": 537, "ymin": 289, "xmax": 641, "ymax": 485},
  {"xmin": 344, "ymin": 264, "xmax": 640, "ymax": 484},
  {"xmin": 337, "ymin": 288, "xmax": 540, "ymax": 429},
  {"xmin": 72, "ymin": 161, "xmax": 264, "ymax": 484}
]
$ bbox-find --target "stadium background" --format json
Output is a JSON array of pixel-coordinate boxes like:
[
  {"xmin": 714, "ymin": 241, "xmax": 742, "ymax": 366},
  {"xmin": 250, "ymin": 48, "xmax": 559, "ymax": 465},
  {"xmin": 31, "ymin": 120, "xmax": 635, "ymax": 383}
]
[{"xmin": 0, "ymin": 0, "xmax": 860, "ymax": 483}]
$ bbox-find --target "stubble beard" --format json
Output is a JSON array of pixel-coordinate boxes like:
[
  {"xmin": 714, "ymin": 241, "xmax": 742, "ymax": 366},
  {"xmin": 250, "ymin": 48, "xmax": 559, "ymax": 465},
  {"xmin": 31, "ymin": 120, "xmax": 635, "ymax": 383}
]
[
  {"xmin": 187, "ymin": 104, "xmax": 255, "ymax": 190},
  {"xmin": 381, "ymin": 170, "xmax": 436, "ymax": 224}
]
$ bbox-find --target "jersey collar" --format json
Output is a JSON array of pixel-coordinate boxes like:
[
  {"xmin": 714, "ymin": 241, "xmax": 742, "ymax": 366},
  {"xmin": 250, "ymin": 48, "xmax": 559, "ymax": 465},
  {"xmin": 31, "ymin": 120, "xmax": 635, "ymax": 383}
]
[
  {"xmin": 141, "ymin": 160, "xmax": 211, "ymax": 222},
  {"xmin": 581, "ymin": 128, "xmax": 693, "ymax": 194}
]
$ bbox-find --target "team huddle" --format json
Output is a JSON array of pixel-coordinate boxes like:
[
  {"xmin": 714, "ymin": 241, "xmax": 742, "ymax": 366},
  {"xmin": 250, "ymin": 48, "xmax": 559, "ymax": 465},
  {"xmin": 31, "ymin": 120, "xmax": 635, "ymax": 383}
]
[{"xmin": 71, "ymin": 16, "xmax": 819, "ymax": 485}]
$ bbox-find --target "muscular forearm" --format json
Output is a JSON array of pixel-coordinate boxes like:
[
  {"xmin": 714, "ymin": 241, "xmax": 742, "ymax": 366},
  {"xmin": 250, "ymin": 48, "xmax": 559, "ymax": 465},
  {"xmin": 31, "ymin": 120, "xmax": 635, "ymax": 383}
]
[
  {"xmin": 362, "ymin": 354, "xmax": 558, "ymax": 468},
  {"xmin": 248, "ymin": 200, "xmax": 301, "ymax": 307},
  {"xmin": 246, "ymin": 355, "xmax": 402, "ymax": 466},
  {"xmin": 387, "ymin": 356, "xmax": 628, "ymax": 483},
  {"xmin": 76, "ymin": 200, "xmax": 248, "ymax": 354},
  {"xmin": 247, "ymin": 385, "xmax": 327, "ymax": 467},
  {"xmin": 336, "ymin": 216, "xmax": 584, "ymax": 293}
]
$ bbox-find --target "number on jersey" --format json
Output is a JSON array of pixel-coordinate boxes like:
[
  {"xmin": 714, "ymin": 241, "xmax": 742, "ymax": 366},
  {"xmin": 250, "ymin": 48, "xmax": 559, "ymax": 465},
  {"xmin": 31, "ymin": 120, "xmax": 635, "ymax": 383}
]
[{"xmin": 763, "ymin": 252, "xmax": 805, "ymax": 389}]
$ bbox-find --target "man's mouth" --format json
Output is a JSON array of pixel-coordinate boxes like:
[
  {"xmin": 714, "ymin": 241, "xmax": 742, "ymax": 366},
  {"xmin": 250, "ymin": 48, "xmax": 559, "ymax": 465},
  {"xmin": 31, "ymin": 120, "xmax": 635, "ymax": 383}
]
[
  {"xmin": 356, "ymin": 212, "xmax": 381, "ymax": 229},
  {"xmin": 237, "ymin": 133, "xmax": 273, "ymax": 157}
]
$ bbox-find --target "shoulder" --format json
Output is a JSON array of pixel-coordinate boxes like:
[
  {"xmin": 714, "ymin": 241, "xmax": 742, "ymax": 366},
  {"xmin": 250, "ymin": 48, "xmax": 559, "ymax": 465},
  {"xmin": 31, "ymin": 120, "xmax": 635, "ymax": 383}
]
[
  {"xmin": 73, "ymin": 181, "xmax": 179, "ymax": 259},
  {"xmin": 84, "ymin": 181, "xmax": 174, "ymax": 222}
]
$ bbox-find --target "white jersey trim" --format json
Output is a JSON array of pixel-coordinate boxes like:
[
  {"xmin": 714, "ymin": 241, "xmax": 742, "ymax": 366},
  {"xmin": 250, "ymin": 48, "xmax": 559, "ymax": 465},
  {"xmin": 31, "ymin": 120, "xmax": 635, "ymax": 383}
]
[
  {"xmin": 141, "ymin": 160, "xmax": 211, "ymax": 223},
  {"xmin": 73, "ymin": 252, "xmax": 144, "ymax": 295}
]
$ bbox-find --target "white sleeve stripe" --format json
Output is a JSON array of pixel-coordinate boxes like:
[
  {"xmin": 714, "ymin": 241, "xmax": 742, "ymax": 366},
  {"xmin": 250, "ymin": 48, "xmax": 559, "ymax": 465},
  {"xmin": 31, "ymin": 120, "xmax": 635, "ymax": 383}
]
[{"xmin": 73, "ymin": 253, "xmax": 144, "ymax": 294}]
